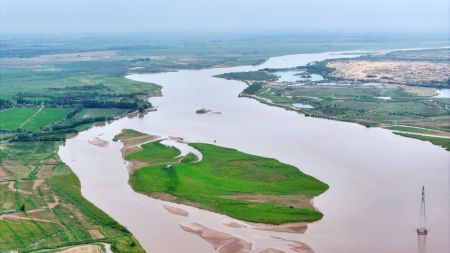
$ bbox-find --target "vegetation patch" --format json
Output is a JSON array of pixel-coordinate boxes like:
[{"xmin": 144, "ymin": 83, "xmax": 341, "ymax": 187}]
[
  {"xmin": 385, "ymin": 125, "xmax": 445, "ymax": 135},
  {"xmin": 394, "ymin": 133, "xmax": 450, "ymax": 151},
  {"xmin": 195, "ymin": 108, "xmax": 211, "ymax": 114},
  {"xmin": 0, "ymin": 141, "xmax": 144, "ymax": 253},
  {"xmin": 21, "ymin": 108, "xmax": 71, "ymax": 131},
  {"xmin": 0, "ymin": 43, "xmax": 164, "ymax": 252},
  {"xmin": 242, "ymin": 82, "xmax": 263, "ymax": 95},
  {"xmin": 217, "ymin": 51, "xmax": 450, "ymax": 151},
  {"xmin": 112, "ymin": 129, "xmax": 148, "ymax": 142},
  {"xmin": 119, "ymin": 133, "xmax": 328, "ymax": 224},
  {"xmin": 125, "ymin": 141, "xmax": 180, "ymax": 166},
  {"xmin": 0, "ymin": 108, "xmax": 40, "ymax": 130},
  {"xmin": 215, "ymin": 71, "xmax": 278, "ymax": 82}
]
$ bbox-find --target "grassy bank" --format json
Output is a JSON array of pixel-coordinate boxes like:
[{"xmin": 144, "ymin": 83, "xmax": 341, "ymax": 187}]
[
  {"xmin": 116, "ymin": 132, "xmax": 328, "ymax": 224},
  {"xmin": 394, "ymin": 133, "xmax": 450, "ymax": 151},
  {"xmin": 215, "ymin": 50, "xmax": 450, "ymax": 151}
]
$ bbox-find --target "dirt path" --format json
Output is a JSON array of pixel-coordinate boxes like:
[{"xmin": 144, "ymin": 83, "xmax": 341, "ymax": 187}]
[
  {"xmin": 0, "ymin": 210, "xmax": 58, "ymax": 225},
  {"xmin": 8, "ymin": 181, "xmax": 33, "ymax": 195},
  {"xmin": 19, "ymin": 106, "xmax": 44, "ymax": 129}
]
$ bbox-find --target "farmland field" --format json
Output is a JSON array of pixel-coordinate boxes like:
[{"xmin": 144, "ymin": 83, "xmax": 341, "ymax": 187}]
[
  {"xmin": 0, "ymin": 141, "xmax": 144, "ymax": 252},
  {"xmin": 0, "ymin": 108, "xmax": 39, "ymax": 130},
  {"xmin": 21, "ymin": 108, "xmax": 71, "ymax": 131},
  {"xmin": 0, "ymin": 108, "xmax": 70, "ymax": 131}
]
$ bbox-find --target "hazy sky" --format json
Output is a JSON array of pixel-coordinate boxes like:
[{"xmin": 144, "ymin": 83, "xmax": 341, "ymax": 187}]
[{"xmin": 0, "ymin": 0, "xmax": 448, "ymax": 34}]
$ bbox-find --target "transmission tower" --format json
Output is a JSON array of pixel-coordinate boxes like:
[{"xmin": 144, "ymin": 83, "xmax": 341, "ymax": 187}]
[{"xmin": 417, "ymin": 186, "xmax": 427, "ymax": 235}]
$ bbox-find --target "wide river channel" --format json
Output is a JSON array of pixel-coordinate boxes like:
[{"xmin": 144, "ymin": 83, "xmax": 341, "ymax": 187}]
[{"xmin": 59, "ymin": 51, "xmax": 449, "ymax": 253}]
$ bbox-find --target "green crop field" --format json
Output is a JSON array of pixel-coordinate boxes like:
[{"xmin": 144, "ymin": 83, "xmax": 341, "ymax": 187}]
[
  {"xmin": 0, "ymin": 108, "xmax": 40, "ymax": 130},
  {"xmin": 21, "ymin": 108, "xmax": 71, "ymax": 131},
  {"xmin": 0, "ymin": 141, "xmax": 144, "ymax": 253},
  {"xmin": 0, "ymin": 108, "xmax": 70, "ymax": 131},
  {"xmin": 120, "ymin": 136, "xmax": 328, "ymax": 224}
]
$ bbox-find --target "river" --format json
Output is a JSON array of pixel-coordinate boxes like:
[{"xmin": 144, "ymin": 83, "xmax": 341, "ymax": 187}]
[{"xmin": 59, "ymin": 51, "xmax": 449, "ymax": 253}]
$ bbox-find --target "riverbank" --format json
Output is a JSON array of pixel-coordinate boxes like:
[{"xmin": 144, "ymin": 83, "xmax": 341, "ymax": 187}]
[
  {"xmin": 0, "ymin": 80, "xmax": 160, "ymax": 252},
  {"xmin": 215, "ymin": 48, "xmax": 450, "ymax": 151}
]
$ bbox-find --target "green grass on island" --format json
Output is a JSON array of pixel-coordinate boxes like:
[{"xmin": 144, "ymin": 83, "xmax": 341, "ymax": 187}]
[
  {"xmin": 214, "ymin": 71, "xmax": 278, "ymax": 82},
  {"xmin": 117, "ymin": 131, "xmax": 328, "ymax": 224},
  {"xmin": 385, "ymin": 125, "xmax": 435, "ymax": 134},
  {"xmin": 126, "ymin": 142, "xmax": 180, "ymax": 165},
  {"xmin": 394, "ymin": 132, "xmax": 450, "ymax": 151}
]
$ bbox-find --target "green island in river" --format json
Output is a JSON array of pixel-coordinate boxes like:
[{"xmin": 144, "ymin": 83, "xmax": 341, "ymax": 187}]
[{"xmin": 115, "ymin": 129, "xmax": 328, "ymax": 224}]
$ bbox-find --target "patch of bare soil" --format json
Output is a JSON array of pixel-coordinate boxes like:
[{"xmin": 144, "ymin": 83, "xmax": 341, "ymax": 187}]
[
  {"xmin": 127, "ymin": 160, "xmax": 149, "ymax": 173},
  {"xmin": 249, "ymin": 222, "xmax": 308, "ymax": 234},
  {"xmin": 409, "ymin": 121, "xmax": 450, "ymax": 129},
  {"xmin": 88, "ymin": 229, "xmax": 105, "ymax": 239},
  {"xmin": 180, "ymin": 222, "xmax": 252, "ymax": 253},
  {"xmin": 117, "ymin": 132, "xmax": 160, "ymax": 148},
  {"xmin": 57, "ymin": 244, "xmax": 102, "ymax": 253},
  {"xmin": 47, "ymin": 194, "xmax": 60, "ymax": 209},
  {"xmin": 2, "ymin": 201, "xmax": 14, "ymax": 209},
  {"xmin": 143, "ymin": 192, "xmax": 178, "ymax": 202},
  {"xmin": 0, "ymin": 212, "xmax": 58, "ymax": 224},
  {"xmin": 0, "ymin": 167, "xmax": 8, "ymax": 180},
  {"xmin": 271, "ymin": 237, "xmax": 315, "ymax": 253},
  {"xmin": 124, "ymin": 145, "xmax": 142, "ymax": 155},
  {"xmin": 400, "ymin": 85, "xmax": 437, "ymax": 97},
  {"xmin": 289, "ymin": 241, "xmax": 315, "ymax": 253},
  {"xmin": 223, "ymin": 193, "xmax": 314, "ymax": 209},
  {"xmin": 37, "ymin": 164, "xmax": 53, "ymax": 179},
  {"xmin": 32, "ymin": 180, "xmax": 45, "ymax": 191},
  {"xmin": 88, "ymin": 137, "xmax": 109, "ymax": 148},
  {"xmin": 114, "ymin": 131, "xmax": 168, "ymax": 172},
  {"xmin": 223, "ymin": 221, "xmax": 246, "ymax": 229},
  {"xmin": 162, "ymin": 204, "xmax": 189, "ymax": 217},
  {"xmin": 260, "ymin": 248, "xmax": 285, "ymax": 253},
  {"xmin": 328, "ymin": 60, "xmax": 450, "ymax": 86},
  {"xmin": 118, "ymin": 134, "xmax": 160, "ymax": 159}
]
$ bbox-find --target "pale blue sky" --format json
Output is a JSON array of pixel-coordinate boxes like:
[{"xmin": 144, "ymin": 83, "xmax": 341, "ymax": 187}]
[{"xmin": 0, "ymin": 0, "xmax": 448, "ymax": 34}]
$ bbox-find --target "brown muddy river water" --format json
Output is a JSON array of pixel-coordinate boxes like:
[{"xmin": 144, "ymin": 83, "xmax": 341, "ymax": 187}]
[{"xmin": 59, "ymin": 51, "xmax": 449, "ymax": 253}]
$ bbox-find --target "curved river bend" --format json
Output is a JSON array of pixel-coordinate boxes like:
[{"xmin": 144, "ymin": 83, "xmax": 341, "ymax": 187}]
[{"xmin": 59, "ymin": 52, "xmax": 449, "ymax": 253}]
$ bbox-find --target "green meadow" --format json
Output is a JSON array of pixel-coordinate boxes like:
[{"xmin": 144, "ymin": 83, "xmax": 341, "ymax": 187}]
[
  {"xmin": 0, "ymin": 108, "xmax": 70, "ymax": 131},
  {"xmin": 0, "ymin": 108, "xmax": 40, "ymax": 130},
  {"xmin": 122, "ymin": 137, "xmax": 328, "ymax": 224},
  {"xmin": 395, "ymin": 132, "xmax": 450, "ymax": 151}
]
